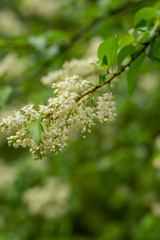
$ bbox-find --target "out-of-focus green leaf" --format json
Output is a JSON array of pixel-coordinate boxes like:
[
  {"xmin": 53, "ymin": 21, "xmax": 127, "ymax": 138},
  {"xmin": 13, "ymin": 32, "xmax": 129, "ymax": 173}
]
[
  {"xmin": 127, "ymin": 52, "xmax": 145, "ymax": 95},
  {"xmin": 0, "ymin": 39, "xmax": 6, "ymax": 45},
  {"xmin": 0, "ymin": 86, "xmax": 13, "ymax": 108},
  {"xmin": 154, "ymin": 1, "xmax": 160, "ymax": 8},
  {"xmin": 45, "ymin": 30, "xmax": 70, "ymax": 42},
  {"xmin": 0, "ymin": 72, "xmax": 7, "ymax": 85}
]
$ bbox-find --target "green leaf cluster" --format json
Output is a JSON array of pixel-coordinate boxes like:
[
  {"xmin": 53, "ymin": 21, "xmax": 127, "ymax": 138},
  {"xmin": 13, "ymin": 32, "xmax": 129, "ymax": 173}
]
[{"xmin": 97, "ymin": 5, "xmax": 160, "ymax": 95}]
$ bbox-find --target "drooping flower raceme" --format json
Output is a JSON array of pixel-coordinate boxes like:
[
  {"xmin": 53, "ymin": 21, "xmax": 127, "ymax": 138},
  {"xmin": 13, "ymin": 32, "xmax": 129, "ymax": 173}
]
[
  {"xmin": 41, "ymin": 56, "xmax": 99, "ymax": 87},
  {"xmin": 0, "ymin": 73, "xmax": 116, "ymax": 160}
]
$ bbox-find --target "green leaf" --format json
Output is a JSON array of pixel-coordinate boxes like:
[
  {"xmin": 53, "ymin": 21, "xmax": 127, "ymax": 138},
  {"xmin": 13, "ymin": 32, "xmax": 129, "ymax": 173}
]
[
  {"xmin": 100, "ymin": 56, "xmax": 108, "ymax": 70},
  {"xmin": 99, "ymin": 74, "xmax": 112, "ymax": 86},
  {"xmin": 0, "ymin": 39, "xmax": 6, "ymax": 46},
  {"xmin": 102, "ymin": 55, "xmax": 108, "ymax": 65},
  {"xmin": 119, "ymin": 35, "xmax": 135, "ymax": 49},
  {"xmin": 99, "ymin": 74, "xmax": 106, "ymax": 86},
  {"xmin": 98, "ymin": 35, "xmax": 118, "ymax": 66},
  {"xmin": 91, "ymin": 61, "xmax": 101, "ymax": 67},
  {"xmin": 154, "ymin": 1, "xmax": 160, "ymax": 8},
  {"xmin": 27, "ymin": 117, "xmax": 44, "ymax": 143},
  {"xmin": 0, "ymin": 86, "xmax": 13, "ymax": 108},
  {"xmin": 137, "ymin": 31, "xmax": 150, "ymax": 43},
  {"xmin": 147, "ymin": 36, "xmax": 160, "ymax": 61},
  {"xmin": 45, "ymin": 29, "xmax": 69, "ymax": 42},
  {"xmin": 134, "ymin": 7, "xmax": 155, "ymax": 28},
  {"xmin": 149, "ymin": 20, "xmax": 159, "ymax": 38},
  {"xmin": 127, "ymin": 52, "xmax": 145, "ymax": 95},
  {"xmin": 152, "ymin": 36, "xmax": 160, "ymax": 59},
  {"xmin": 91, "ymin": 56, "xmax": 108, "ymax": 70},
  {"xmin": 118, "ymin": 45, "xmax": 135, "ymax": 70},
  {"xmin": 0, "ymin": 72, "xmax": 7, "ymax": 85}
]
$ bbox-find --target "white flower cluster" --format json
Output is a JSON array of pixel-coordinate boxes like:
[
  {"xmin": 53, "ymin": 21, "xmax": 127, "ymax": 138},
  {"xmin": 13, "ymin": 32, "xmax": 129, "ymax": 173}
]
[
  {"xmin": 19, "ymin": 0, "xmax": 64, "ymax": 20},
  {"xmin": 41, "ymin": 56, "xmax": 99, "ymax": 87},
  {"xmin": 22, "ymin": 177, "xmax": 70, "ymax": 219},
  {"xmin": 0, "ymin": 75, "xmax": 116, "ymax": 160},
  {"xmin": 151, "ymin": 201, "xmax": 160, "ymax": 217},
  {"xmin": 0, "ymin": 159, "xmax": 16, "ymax": 192},
  {"xmin": 0, "ymin": 53, "xmax": 28, "ymax": 80},
  {"xmin": 0, "ymin": 8, "xmax": 26, "ymax": 37},
  {"xmin": 96, "ymin": 94, "xmax": 117, "ymax": 123}
]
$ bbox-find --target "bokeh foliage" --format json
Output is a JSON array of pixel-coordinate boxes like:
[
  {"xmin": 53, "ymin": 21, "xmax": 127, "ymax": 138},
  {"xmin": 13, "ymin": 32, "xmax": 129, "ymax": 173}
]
[{"xmin": 0, "ymin": 0, "xmax": 160, "ymax": 239}]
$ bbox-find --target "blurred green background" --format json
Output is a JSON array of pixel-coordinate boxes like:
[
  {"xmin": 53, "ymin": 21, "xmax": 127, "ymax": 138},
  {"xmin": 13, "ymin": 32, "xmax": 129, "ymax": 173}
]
[{"xmin": 0, "ymin": 0, "xmax": 160, "ymax": 239}]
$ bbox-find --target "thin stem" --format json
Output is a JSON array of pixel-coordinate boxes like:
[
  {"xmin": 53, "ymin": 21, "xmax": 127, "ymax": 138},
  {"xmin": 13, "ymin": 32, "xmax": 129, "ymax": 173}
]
[
  {"xmin": 44, "ymin": 33, "xmax": 160, "ymax": 119},
  {"xmin": 75, "ymin": 39, "xmax": 154, "ymax": 102}
]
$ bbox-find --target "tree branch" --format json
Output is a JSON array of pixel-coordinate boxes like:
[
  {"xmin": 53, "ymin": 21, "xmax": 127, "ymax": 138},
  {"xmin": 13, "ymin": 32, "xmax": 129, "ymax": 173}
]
[
  {"xmin": 75, "ymin": 33, "xmax": 159, "ymax": 102},
  {"xmin": 43, "ymin": 30, "xmax": 160, "ymax": 119}
]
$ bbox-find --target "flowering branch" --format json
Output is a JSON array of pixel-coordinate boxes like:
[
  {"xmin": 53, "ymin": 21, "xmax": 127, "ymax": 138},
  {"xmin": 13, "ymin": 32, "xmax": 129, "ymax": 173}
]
[{"xmin": 0, "ymin": 5, "xmax": 160, "ymax": 160}]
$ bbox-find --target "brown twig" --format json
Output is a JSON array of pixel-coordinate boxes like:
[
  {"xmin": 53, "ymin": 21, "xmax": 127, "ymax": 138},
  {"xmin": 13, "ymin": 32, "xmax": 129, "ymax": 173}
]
[
  {"xmin": 44, "ymin": 30, "xmax": 160, "ymax": 119},
  {"xmin": 45, "ymin": 43, "xmax": 148, "ymax": 118},
  {"xmin": 75, "ymin": 42, "xmax": 151, "ymax": 102}
]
